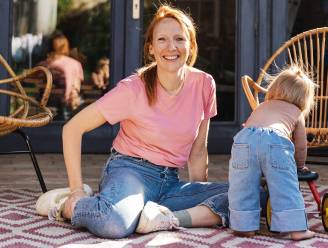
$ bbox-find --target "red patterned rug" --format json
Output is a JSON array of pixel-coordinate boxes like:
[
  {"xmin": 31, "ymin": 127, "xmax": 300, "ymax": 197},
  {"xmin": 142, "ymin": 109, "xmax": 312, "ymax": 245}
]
[{"xmin": 0, "ymin": 186, "xmax": 328, "ymax": 248}]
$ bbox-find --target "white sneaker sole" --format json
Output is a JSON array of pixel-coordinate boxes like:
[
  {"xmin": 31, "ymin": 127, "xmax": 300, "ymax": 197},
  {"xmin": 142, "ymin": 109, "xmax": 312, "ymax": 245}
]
[
  {"xmin": 136, "ymin": 201, "xmax": 155, "ymax": 233},
  {"xmin": 136, "ymin": 201, "xmax": 173, "ymax": 234}
]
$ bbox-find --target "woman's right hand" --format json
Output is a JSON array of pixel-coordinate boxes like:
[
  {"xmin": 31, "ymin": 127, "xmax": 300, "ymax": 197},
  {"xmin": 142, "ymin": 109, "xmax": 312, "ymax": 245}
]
[{"xmin": 63, "ymin": 189, "xmax": 87, "ymax": 219}]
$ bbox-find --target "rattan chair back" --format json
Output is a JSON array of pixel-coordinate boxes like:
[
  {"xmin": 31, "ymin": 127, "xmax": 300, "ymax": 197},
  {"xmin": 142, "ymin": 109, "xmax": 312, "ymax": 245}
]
[{"xmin": 242, "ymin": 27, "xmax": 328, "ymax": 147}]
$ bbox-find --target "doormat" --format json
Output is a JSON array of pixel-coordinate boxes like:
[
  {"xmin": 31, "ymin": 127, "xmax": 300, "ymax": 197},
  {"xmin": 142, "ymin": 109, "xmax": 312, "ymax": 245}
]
[{"xmin": 0, "ymin": 186, "xmax": 328, "ymax": 248}]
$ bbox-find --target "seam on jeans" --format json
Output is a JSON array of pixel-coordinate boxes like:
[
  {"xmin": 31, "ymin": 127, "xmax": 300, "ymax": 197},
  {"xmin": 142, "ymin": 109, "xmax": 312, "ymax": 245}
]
[
  {"xmin": 270, "ymin": 208, "xmax": 306, "ymax": 213},
  {"xmin": 228, "ymin": 207, "xmax": 261, "ymax": 213},
  {"xmin": 99, "ymin": 151, "xmax": 124, "ymax": 183},
  {"xmin": 161, "ymin": 184, "xmax": 228, "ymax": 200}
]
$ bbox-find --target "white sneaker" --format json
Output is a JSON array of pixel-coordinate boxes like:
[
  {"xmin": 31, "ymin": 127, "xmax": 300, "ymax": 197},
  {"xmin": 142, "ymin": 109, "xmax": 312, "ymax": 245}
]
[
  {"xmin": 35, "ymin": 184, "xmax": 93, "ymax": 220},
  {"xmin": 136, "ymin": 201, "xmax": 180, "ymax": 234}
]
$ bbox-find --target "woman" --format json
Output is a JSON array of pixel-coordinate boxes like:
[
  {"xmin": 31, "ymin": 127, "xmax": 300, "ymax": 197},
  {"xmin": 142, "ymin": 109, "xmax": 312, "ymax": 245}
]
[{"xmin": 37, "ymin": 5, "xmax": 229, "ymax": 238}]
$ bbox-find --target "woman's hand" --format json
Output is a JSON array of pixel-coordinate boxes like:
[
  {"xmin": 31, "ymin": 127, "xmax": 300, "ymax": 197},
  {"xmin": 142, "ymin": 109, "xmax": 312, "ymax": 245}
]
[{"xmin": 62, "ymin": 189, "xmax": 87, "ymax": 219}]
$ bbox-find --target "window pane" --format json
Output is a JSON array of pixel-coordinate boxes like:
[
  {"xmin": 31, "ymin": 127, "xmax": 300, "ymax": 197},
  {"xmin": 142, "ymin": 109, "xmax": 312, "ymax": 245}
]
[
  {"xmin": 144, "ymin": 0, "xmax": 236, "ymax": 121},
  {"xmin": 12, "ymin": 0, "xmax": 111, "ymax": 121},
  {"xmin": 289, "ymin": 0, "xmax": 327, "ymax": 35}
]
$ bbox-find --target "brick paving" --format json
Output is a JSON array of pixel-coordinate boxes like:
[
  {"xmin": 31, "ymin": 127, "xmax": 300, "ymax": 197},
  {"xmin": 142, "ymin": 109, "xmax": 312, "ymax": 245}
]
[{"xmin": 0, "ymin": 154, "xmax": 327, "ymax": 191}]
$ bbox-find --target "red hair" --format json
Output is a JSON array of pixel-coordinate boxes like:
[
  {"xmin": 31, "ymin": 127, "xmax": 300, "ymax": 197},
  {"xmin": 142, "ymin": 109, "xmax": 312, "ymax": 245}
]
[{"xmin": 138, "ymin": 5, "xmax": 198, "ymax": 106}]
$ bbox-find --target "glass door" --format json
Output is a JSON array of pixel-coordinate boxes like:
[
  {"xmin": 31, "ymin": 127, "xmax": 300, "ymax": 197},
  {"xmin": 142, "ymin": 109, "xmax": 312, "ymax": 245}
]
[
  {"xmin": 0, "ymin": 0, "xmax": 143, "ymax": 153},
  {"xmin": 11, "ymin": 0, "xmax": 111, "ymax": 121}
]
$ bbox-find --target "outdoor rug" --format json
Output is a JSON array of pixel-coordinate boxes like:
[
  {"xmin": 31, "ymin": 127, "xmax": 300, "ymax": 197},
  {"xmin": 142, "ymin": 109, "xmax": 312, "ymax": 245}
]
[{"xmin": 1, "ymin": 186, "xmax": 328, "ymax": 248}]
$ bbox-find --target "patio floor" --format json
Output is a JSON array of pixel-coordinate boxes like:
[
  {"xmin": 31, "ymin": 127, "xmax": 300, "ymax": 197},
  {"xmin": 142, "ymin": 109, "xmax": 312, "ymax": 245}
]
[
  {"xmin": 1, "ymin": 153, "xmax": 328, "ymax": 248},
  {"xmin": 0, "ymin": 153, "xmax": 327, "ymax": 191}
]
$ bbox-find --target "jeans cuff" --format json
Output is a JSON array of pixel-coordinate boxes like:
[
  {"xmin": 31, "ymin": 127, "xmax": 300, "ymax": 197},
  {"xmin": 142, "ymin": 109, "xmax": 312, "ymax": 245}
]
[
  {"xmin": 71, "ymin": 197, "xmax": 90, "ymax": 226},
  {"xmin": 270, "ymin": 208, "xmax": 308, "ymax": 232},
  {"xmin": 229, "ymin": 208, "xmax": 261, "ymax": 231},
  {"xmin": 199, "ymin": 203, "xmax": 229, "ymax": 227}
]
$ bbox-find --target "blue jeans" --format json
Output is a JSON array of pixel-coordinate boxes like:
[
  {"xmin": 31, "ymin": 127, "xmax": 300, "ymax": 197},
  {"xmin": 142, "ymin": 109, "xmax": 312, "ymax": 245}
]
[
  {"xmin": 228, "ymin": 127, "xmax": 308, "ymax": 232},
  {"xmin": 71, "ymin": 150, "xmax": 229, "ymax": 238}
]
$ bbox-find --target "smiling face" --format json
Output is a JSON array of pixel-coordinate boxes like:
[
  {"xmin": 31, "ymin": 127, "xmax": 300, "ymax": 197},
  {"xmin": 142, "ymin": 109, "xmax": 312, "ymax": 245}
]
[{"xmin": 149, "ymin": 17, "xmax": 190, "ymax": 74}]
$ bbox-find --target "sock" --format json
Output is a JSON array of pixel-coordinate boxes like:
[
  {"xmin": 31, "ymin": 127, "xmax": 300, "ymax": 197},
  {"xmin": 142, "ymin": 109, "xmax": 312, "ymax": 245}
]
[{"xmin": 173, "ymin": 210, "xmax": 192, "ymax": 228}]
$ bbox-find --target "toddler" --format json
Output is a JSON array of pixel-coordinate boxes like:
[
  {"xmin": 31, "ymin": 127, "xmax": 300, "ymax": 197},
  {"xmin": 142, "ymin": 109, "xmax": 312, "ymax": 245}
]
[
  {"xmin": 91, "ymin": 57, "xmax": 110, "ymax": 90},
  {"xmin": 228, "ymin": 65, "xmax": 316, "ymax": 240}
]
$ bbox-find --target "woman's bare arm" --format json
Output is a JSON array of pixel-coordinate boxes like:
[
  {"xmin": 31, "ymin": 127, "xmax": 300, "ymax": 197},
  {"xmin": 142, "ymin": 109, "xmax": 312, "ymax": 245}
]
[
  {"xmin": 187, "ymin": 120, "xmax": 210, "ymax": 182},
  {"xmin": 62, "ymin": 102, "xmax": 106, "ymax": 191}
]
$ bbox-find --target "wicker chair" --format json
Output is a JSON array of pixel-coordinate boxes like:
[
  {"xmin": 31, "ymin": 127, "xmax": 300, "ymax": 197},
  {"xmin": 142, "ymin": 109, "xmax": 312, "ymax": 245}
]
[
  {"xmin": 0, "ymin": 54, "xmax": 53, "ymax": 192},
  {"xmin": 242, "ymin": 27, "xmax": 328, "ymax": 147},
  {"xmin": 241, "ymin": 27, "xmax": 328, "ymax": 225}
]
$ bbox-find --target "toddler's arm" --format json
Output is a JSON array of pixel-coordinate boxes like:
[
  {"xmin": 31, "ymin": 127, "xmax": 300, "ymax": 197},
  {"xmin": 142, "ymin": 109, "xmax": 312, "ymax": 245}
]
[{"xmin": 293, "ymin": 114, "xmax": 307, "ymax": 169}]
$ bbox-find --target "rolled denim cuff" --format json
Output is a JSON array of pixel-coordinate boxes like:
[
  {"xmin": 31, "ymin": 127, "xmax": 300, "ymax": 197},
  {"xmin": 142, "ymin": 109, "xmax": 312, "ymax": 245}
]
[
  {"xmin": 270, "ymin": 208, "xmax": 308, "ymax": 232},
  {"xmin": 199, "ymin": 202, "xmax": 229, "ymax": 228},
  {"xmin": 229, "ymin": 208, "xmax": 261, "ymax": 231},
  {"xmin": 71, "ymin": 197, "xmax": 94, "ymax": 227}
]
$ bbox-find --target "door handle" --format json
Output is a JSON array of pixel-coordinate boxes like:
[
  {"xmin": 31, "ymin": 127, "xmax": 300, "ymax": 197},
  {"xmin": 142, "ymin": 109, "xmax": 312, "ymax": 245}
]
[{"xmin": 132, "ymin": 0, "xmax": 140, "ymax": 19}]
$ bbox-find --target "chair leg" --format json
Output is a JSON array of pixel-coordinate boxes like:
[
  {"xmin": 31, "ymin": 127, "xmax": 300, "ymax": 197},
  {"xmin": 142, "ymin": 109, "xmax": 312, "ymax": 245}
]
[{"xmin": 15, "ymin": 129, "xmax": 47, "ymax": 193}]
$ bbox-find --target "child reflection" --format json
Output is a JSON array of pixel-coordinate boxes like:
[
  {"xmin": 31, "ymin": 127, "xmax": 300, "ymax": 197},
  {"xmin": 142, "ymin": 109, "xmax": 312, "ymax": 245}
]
[
  {"xmin": 91, "ymin": 57, "xmax": 110, "ymax": 91},
  {"xmin": 44, "ymin": 32, "xmax": 84, "ymax": 111}
]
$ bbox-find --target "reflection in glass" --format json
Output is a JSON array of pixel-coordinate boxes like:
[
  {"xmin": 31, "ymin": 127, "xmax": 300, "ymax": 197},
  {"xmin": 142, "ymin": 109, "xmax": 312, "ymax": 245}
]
[
  {"xmin": 144, "ymin": 0, "xmax": 235, "ymax": 121},
  {"xmin": 12, "ymin": 0, "xmax": 111, "ymax": 121}
]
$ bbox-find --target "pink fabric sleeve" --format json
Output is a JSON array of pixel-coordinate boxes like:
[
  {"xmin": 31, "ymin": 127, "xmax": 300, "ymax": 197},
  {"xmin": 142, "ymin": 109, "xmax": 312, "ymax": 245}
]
[
  {"xmin": 293, "ymin": 114, "xmax": 307, "ymax": 168},
  {"xmin": 95, "ymin": 81, "xmax": 134, "ymax": 125},
  {"xmin": 203, "ymin": 75, "xmax": 217, "ymax": 119}
]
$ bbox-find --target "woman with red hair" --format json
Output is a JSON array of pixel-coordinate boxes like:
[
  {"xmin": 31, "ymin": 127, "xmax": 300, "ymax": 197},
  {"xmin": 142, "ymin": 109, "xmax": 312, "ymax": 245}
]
[{"xmin": 37, "ymin": 5, "xmax": 229, "ymax": 238}]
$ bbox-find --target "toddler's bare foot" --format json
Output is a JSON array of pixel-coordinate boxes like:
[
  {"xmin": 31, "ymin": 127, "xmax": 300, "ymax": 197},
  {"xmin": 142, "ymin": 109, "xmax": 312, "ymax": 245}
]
[
  {"xmin": 290, "ymin": 230, "xmax": 315, "ymax": 240},
  {"xmin": 233, "ymin": 231, "xmax": 256, "ymax": 237}
]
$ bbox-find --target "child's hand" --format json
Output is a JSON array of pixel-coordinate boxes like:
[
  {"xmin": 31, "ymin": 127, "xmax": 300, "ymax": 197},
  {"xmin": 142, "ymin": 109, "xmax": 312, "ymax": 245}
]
[
  {"xmin": 297, "ymin": 166, "xmax": 310, "ymax": 175},
  {"xmin": 297, "ymin": 166, "xmax": 310, "ymax": 173},
  {"xmin": 297, "ymin": 166, "xmax": 318, "ymax": 180}
]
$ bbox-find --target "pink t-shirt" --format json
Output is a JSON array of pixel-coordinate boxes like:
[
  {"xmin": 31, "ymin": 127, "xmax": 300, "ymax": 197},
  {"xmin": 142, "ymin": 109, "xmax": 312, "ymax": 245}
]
[
  {"xmin": 49, "ymin": 55, "xmax": 84, "ymax": 100},
  {"xmin": 96, "ymin": 68, "xmax": 217, "ymax": 168}
]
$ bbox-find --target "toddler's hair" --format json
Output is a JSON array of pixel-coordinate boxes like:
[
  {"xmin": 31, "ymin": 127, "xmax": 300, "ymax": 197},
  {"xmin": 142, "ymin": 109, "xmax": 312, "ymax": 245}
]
[{"xmin": 265, "ymin": 65, "xmax": 317, "ymax": 116}]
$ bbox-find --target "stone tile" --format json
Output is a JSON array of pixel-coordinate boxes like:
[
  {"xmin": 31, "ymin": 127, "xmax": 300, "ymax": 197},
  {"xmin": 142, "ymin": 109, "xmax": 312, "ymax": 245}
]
[{"xmin": 0, "ymin": 154, "xmax": 327, "ymax": 191}]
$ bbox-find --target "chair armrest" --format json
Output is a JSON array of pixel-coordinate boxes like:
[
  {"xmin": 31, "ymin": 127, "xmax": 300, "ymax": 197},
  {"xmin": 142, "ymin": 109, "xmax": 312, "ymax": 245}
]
[
  {"xmin": 0, "ymin": 54, "xmax": 53, "ymax": 129},
  {"xmin": 0, "ymin": 55, "xmax": 52, "ymax": 107},
  {"xmin": 241, "ymin": 75, "xmax": 268, "ymax": 110},
  {"xmin": 24, "ymin": 66, "xmax": 53, "ymax": 107}
]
